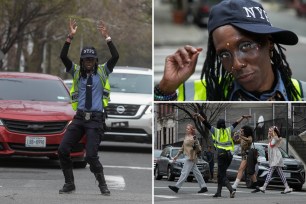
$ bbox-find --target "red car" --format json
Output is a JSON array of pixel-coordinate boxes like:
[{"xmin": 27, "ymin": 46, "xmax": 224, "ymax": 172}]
[
  {"xmin": 0, "ymin": 72, "xmax": 86, "ymax": 168},
  {"xmin": 295, "ymin": 0, "xmax": 306, "ymax": 17}
]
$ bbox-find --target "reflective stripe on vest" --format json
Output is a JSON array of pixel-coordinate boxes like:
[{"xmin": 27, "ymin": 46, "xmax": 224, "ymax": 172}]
[
  {"xmin": 212, "ymin": 127, "xmax": 234, "ymax": 151},
  {"xmin": 70, "ymin": 64, "xmax": 110, "ymax": 111},
  {"xmin": 178, "ymin": 78, "xmax": 303, "ymax": 101}
]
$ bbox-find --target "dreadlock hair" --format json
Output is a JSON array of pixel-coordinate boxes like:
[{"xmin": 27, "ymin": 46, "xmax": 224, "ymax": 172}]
[
  {"xmin": 216, "ymin": 119, "xmax": 226, "ymax": 129},
  {"xmin": 79, "ymin": 58, "xmax": 98, "ymax": 79},
  {"xmin": 200, "ymin": 33, "xmax": 301, "ymax": 101},
  {"xmin": 271, "ymin": 43, "xmax": 300, "ymax": 100},
  {"xmin": 241, "ymin": 125, "xmax": 253, "ymax": 138}
]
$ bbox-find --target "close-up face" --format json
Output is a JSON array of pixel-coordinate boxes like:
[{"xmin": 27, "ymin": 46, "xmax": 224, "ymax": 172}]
[
  {"xmin": 186, "ymin": 124, "xmax": 194, "ymax": 135},
  {"xmin": 83, "ymin": 57, "xmax": 96, "ymax": 71},
  {"xmin": 268, "ymin": 127, "xmax": 275, "ymax": 136},
  {"xmin": 212, "ymin": 25, "xmax": 274, "ymax": 92},
  {"xmin": 240, "ymin": 128, "xmax": 245, "ymax": 136}
]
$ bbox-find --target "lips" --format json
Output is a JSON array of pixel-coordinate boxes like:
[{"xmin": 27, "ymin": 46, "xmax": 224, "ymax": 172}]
[{"xmin": 236, "ymin": 72, "xmax": 254, "ymax": 83}]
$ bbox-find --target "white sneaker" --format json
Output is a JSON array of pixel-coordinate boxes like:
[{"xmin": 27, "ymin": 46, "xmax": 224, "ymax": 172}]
[
  {"xmin": 259, "ymin": 186, "xmax": 265, "ymax": 193},
  {"xmin": 282, "ymin": 187, "xmax": 292, "ymax": 194}
]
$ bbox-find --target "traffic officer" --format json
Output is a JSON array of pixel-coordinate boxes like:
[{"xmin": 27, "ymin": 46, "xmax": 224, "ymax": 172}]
[
  {"xmin": 58, "ymin": 18, "xmax": 119, "ymax": 195},
  {"xmin": 194, "ymin": 113, "xmax": 250, "ymax": 198}
]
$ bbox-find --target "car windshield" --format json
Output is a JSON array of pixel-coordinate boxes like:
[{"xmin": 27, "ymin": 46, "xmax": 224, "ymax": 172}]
[
  {"xmin": 154, "ymin": 150, "xmax": 162, "ymax": 158},
  {"xmin": 109, "ymin": 73, "xmax": 152, "ymax": 94},
  {"xmin": 171, "ymin": 149, "xmax": 185, "ymax": 159},
  {"xmin": 254, "ymin": 143, "xmax": 290, "ymax": 159},
  {"xmin": 0, "ymin": 78, "xmax": 70, "ymax": 102}
]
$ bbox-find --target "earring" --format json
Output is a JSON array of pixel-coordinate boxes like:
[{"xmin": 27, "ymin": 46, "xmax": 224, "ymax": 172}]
[{"xmin": 270, "ymin": 50, "xmax": 273, "ymax": 58}]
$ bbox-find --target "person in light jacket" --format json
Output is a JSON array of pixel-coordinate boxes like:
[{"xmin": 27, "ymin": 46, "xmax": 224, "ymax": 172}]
[
  {"xmin": 253, "ymin": 126, "xmax": 293, "ymax": 194},
  {"xmin": 168, "ymin": 124, "xmax": 208, "ymax": 194}
]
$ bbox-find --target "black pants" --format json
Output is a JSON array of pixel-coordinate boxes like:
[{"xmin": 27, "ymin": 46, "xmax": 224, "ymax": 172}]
[
  {"xmin": 217, "ymin": 149, "xmax": 233, "ymax": 185},
  {"xmin": 58, "ymin": 112, "xmax": 105, "ymax": 173}
]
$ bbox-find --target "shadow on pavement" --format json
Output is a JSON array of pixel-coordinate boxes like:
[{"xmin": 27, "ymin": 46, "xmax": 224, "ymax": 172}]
[
  {"xmin": 0, "ymin": 156, "xmax": 60, "ymax": 169},
  {"xmin": 99, "ymin": 142, "xmax": 152, "ymax": 154}
]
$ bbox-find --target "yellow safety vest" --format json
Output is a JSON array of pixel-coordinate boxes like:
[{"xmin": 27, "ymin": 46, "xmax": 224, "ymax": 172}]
[
  {"xmin": 178, "ymin": 78, "xmax": 303, "ymax": 101},
  {"xmin": 212, "ymin": 127, "xmax": 234, "ymax": 151},
  {"xmin": 70, "ymin": 64, "xmax": 110, "ymax": 111}
]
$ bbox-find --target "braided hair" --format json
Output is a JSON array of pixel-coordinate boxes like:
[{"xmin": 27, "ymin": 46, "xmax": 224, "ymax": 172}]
[{"xmin": 200, "ymin": 33, "xmax": 300, "ymax": 101}]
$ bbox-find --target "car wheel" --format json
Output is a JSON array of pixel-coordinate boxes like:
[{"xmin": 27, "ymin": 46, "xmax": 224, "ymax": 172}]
[
  {"xmin": 155, "ymin": 166, "xmax": 162, "ymax": 180},
  {"xmin": 187, "ymin": 176, "xmax": 193, "ymax": 182},
  {"xmin": 167, "ymin": 166, "xmax": 175, "ymax": 181}
]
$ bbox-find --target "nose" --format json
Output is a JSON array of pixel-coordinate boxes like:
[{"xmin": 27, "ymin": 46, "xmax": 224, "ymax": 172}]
[{"xmin": 231, "ymin": 51, "xmax": 246, "ymax": 72}]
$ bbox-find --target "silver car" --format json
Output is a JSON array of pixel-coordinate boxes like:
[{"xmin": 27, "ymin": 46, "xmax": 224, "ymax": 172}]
[
  {"xmin": 104, "ymin": 67, "xmax": 152, "ymax": 144},
  {"xmin": 227, "ymin": 143, "xmax": 305, "ymax": 191}
]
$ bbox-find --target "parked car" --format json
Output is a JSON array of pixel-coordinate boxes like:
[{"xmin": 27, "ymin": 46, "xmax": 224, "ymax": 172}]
[
  {"xmin": 227, "ymin": 143, "xmax": 305, "ymax": 191},
  {"xmin": 155, "ymin": 146, "xmax": 210, "ymax": 182},
  {"xmin": 0, "ymin": 72, "xmax": 86, "ymax": 168},
  {"xmin": 189, "ymin": 0, "xmax": 220, "ymax": 27},
  {"xmin": 154, "ymin": 149, "xmax": 162, "ymax": 171},
  {"xmin": 294, "ymin": 0, "xmax": 306, "ymax": 18},
  {"xmin": 63, "ymin": 79, "xmax": 72, "ymax": 90},
  {"xmin": 103, "ymin": 67, "xmax": 152, "ymax": 144}
]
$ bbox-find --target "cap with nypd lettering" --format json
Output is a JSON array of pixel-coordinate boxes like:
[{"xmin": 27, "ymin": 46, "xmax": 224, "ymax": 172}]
[
  {"xmin": 80, "ymin": 46, "xmax": 98, "ymax": 59},
  {"xmin": 207, "ymin": 0, "xmax": 298, "ymax": 45}
]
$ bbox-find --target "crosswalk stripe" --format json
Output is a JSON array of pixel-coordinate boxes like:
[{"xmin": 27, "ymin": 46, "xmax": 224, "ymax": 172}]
[
  {"xmin": 104, "ymin": 165, "xmax": 151, "ymax": 170},
  {"xmin": 106, "ymin": 175, "xmax": 125, "ymax": 190}
]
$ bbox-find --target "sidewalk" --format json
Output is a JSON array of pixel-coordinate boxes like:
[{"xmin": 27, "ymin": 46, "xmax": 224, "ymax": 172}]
[
  {"xmin": 154, "ymin": 3, "xmax": 207, "ymax": 47},
  {"xmin": 154, "ymin": 1, "xmax": 297, "ymax": 47}
]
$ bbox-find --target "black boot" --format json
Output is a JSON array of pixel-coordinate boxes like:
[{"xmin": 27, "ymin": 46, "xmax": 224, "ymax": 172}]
[
  {"xmin": 59, "ymin": 169, "xmax": 75, "ymax": 194},
  {"xmin": 225, "ymin": 180, "xmax": 235, "ymax": 198},
  {"xmin": 168, "ymin": 185, "xmax": 179, "ymax": 193},
  {"xmin": 213, "ymin": 183, "xmax": 222, "ymax": 197},
  {"xmin": 198, "ymin": 187, "xmax": 208, "ymax": 193},
  {"xmin": 95, "ymin": 172, "xmax": 110, "ymax": 196},
  {"xmin": 251, "ymin": 181, "xmax": 258, "ymax": 189}
]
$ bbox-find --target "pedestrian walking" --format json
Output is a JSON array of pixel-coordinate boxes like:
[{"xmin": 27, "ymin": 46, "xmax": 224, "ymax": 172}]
[
  {"xmin": 168, "ymin": 124, "xmax": 208, "ymax": 194},
  {"xmin": 205, "ymin": 145, "xmax": 215, "ymax": 181},
  {"xmin": 252, "ymin": 126, "xmax": 293, "ymax": 194},
  {"xmin": 154, "ymin": 0, "xmax": 306, "ymax": 101},
  {"xmin": 232, "ymin": 125, "xmax": 258, "ymax": 191},
  {"xmin": 194, "ymin": 113, "xmax": 250, "ymax": 198},
  {"xmin": 58, "ymin": 18, "xmax": 119, "ymax": 195}
]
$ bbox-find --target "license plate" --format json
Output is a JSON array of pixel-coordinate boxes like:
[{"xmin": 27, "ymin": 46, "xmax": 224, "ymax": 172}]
[
  {"xmin": 284, "ymin": 172, "xmax": 291, "ymax": 178},
  {"xmin": 25, "ymin": 136, "xmax": 46, "ymax": 147},
  {"xmin": 111, "ymin": 121, "xmax": 128, "ymax": 128}
]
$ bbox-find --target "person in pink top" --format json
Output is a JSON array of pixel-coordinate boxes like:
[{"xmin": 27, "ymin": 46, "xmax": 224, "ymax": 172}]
[{"xmin": 253, "ymin": 126, "xmax": 293, "ymax": 194}]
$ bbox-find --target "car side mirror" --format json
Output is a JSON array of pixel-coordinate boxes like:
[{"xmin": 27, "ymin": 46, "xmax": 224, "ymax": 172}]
[
  {"xmin": 166, "ymin": 154, "xmax": 171, "ymax": 159},
  {"xmin": 289, "ymin": 155, "xmax": 295, "ymax": 159}
]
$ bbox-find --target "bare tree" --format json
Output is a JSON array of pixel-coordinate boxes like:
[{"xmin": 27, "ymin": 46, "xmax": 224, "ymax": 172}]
[
  {"xmin": 0, "ymin": 0, "xmax": 70, "ymax": 70},
  {"xmin": 165, "ymin": 103, "xmax": 230, "ymax": 147}
]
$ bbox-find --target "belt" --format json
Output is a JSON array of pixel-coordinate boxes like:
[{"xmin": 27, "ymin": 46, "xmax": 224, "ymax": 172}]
[{"xmin": 76, "ymin": 110, "xmax": 103, "ymax": 120}]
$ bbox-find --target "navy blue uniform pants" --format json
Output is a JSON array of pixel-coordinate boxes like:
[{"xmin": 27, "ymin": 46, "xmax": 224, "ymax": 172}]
[
  {"xmin": 58, "ymin": 114, "xmax": 104, "ymax": 173},
  {"xmin": 217, "ymin": 149, "xmax": 233, "ymax": 185}
]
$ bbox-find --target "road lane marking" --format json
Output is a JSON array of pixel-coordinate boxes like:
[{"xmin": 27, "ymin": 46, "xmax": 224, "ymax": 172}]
[
  {"xmin": 155, "ymin": 195, "xmax": 178, "ymax": 199},
  {"xmin": 104, "ymin": 165, "xmax": 151, "ymax": 170},
  {"xmin": 106, "ymin": 175, "xmax": 125, "ymax": 190}
]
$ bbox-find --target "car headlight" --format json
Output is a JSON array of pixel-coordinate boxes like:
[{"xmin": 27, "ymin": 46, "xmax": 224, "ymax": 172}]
[
  {"xmin": 298, "ymin": 164, "xmax": 305, "ymax": 171},
  {"xmin": 145, "ymin": 105, "xmax": 152, "ymax": 114},
  {"xmin": 0, "ymin": 119, "xmax": 3, "ymax": 126}
]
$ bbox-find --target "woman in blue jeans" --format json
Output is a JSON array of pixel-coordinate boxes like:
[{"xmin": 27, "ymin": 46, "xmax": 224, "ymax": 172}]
[{"xmin": 168, "ymin": 124, "xmax": 208, "ymax": 194}]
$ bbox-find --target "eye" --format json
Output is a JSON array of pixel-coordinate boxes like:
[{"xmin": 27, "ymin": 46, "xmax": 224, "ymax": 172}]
[
  {"xmin": 239, "ymin": 41, "xmax": 257, "ymax": 52},
  {"xmin": 218, "ymin": 51, "xmax": 231, "ymax": 61}
]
